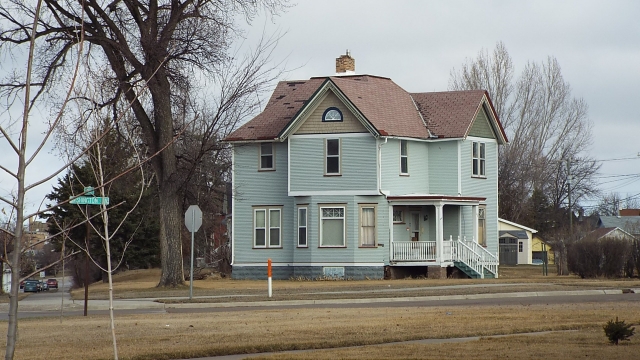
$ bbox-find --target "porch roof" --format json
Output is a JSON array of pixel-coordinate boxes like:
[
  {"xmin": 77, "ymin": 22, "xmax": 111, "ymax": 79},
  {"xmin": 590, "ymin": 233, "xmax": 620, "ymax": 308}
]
[{"xmin": 386, "ymin": 194, "xmax": 485, "ymax": 205}]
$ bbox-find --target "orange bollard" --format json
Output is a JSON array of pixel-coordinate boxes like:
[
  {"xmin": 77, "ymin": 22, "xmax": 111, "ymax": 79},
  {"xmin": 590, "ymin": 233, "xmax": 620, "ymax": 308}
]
[{"xmin": 267, "ymin": 258, "xmax": 272, "ymax": 298}]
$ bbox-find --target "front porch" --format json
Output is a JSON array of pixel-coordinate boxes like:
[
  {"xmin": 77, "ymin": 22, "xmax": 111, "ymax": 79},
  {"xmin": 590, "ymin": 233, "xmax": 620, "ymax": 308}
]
[{"xmin": 387, "ymin": 195, "xmax": 499, "ymax": 278}]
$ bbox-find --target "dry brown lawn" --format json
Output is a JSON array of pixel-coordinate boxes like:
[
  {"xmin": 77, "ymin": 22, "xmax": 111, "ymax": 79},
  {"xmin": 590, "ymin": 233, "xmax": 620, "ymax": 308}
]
[
  {"xmin": 71, "ymin": 267, "xmax": 640, "ymax": 303},
  {"xmin": 3, "ymin": 300, "xmax": 640, "ymax": 359},
  {"xmin": 255, "ymin": 329, "xmax": 640, "ymax": 359}
]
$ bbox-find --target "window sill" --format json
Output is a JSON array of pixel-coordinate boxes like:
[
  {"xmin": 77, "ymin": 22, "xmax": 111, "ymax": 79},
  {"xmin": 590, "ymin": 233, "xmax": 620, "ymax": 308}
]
[
  {"xmin": 393, "ymin": 221, "xmax": 405, "ymax": 224},
  {"xmin": 324, "ymin": 174, "xmax": 342, "ymax": 177},
  {"xmin": 399, "ymin": 173, "xmax": 410, "ymax": 177},
  {"xmin": 318, "ymin": 246, "xmax": 347, "ymax": 248},
  {"xmin": 252, "ymin": 246, "xmax": 283, "ymax": 249},
  {"xmin": 297, "ymin": 245, "xmax": 308, "ymax": 248},
  {"xmin": 359, "ymin": 245, "xmax": 377, "ymax": 248},
  {"xmin": 471, "ymin": 175, "xmax": 487, "ymax": 179},
  {"xmin": 258, "ymin": 168, "xmax": 276, "ymax": 172}
]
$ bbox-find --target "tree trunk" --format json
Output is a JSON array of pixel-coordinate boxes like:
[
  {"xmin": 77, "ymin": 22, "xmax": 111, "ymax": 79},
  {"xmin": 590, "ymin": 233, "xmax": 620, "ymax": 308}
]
[
  {"xmin": 150, "ymin": 69, "xmax": 184, "ymax": 287},
  {"xmin": 157, "ymin": 189, "xmax": 184, "ymax": 286}
]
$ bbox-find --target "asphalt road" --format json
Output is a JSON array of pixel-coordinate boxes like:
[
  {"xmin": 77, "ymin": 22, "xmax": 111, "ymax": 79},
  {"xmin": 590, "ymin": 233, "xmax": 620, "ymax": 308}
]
[{"xmin": 4, "ymin": 291, "xmax": 639, "ymax": 320}]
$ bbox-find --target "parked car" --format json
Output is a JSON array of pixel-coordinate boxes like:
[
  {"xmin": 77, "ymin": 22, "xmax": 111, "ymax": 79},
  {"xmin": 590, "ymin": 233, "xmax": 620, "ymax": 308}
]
[
  {"xmin": 36, "ymin": 281, "xmax": 43, "ymax": 292},
  {"xmin": 20, "ymin": 281, "xmax": 24, "ymax": 289},
  {"xmin": 42, "ymin": 281, "xmax": 49, "ymax": 291},
  {"xmin": 47, "ymin": 278, "xmax": 58, "ymax": 289},
  {"xmin": 532, "ymin": 259, "xmax": 544, "ymax": 265},
  {"xmin": 23, "ymin": 280, "xmax": 40, "ymax": 293}
]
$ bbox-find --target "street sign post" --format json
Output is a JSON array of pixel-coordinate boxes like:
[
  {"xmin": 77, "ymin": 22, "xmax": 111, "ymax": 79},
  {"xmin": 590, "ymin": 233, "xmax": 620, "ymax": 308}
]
[
  {"xmin": 68, "ymin": 188, "xmax": 108, "ymax": 316},
  {"xmin": 185, "ymin": 205, "xmax": 202, "ymax": 300},
  {"xmin": 70, "ymin": 196, "xmax": 109, "ymax": 205}
]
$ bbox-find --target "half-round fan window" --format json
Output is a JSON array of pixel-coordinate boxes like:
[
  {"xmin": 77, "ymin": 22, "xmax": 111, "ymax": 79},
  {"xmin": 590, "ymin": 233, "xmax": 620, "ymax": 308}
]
[{"xmin": 322, "ymin": 107, "xmax": 343, "ymax": 122}]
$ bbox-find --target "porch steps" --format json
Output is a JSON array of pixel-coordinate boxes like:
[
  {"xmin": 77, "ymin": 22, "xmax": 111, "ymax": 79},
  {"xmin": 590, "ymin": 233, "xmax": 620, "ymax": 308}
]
[{"xmin": 453, "ymin": 261, "xmax": 496, "ymax": 279}]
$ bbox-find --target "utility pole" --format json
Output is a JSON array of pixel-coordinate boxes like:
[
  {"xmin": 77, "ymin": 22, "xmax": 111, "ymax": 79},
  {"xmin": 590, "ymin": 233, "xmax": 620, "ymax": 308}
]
[{"xmin": 567, "ymin": 159, "xmax": 572, "ymax": 235}]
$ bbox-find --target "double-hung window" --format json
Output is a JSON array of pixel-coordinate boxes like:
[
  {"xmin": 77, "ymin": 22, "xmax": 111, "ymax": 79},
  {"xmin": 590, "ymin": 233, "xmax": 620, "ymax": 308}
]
[
  {"xmin": 472, "ymin": 142, "xmax": 485, "ymax": 177},
  {"xmin": 253, "ymin": 207, "xmax": 281, "ymax": 248},
  {"xmin": 260, "ymin": 143, "xmax": 274, "ymax": 170},
  {"xmin": 325, "ymin": 139, "xmax": 341, "ymax": 175},
  {"xmin": 477, "ymin": 205, "xmax": 486, "ymax": 247},
  {"xmin": 400, "ymin": 140, "xmax": 409, "ymax": 175},
  {"xmin": 320, "ymin": 206, "xmax": 345, "ymax": 247},
  {"xmin": 359, "ymin": 205, "xmax": 376, "ymax": 247},
  {"xmin": 298, "ymin": 206, "xmax": 307, "ymax": 247}
]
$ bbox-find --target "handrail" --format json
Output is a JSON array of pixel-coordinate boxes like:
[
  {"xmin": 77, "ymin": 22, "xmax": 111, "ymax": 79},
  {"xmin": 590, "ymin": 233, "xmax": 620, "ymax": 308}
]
[{"xmin": 453, "ymin": 240, "xmax": 484, "ymax": 278}]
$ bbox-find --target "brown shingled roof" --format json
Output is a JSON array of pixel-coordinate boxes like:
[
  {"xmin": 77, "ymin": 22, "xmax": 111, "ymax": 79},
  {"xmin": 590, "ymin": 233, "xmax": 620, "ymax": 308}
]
[
  {"xmin": 411, "ymin": 90, "xmax": 481, "ymax": 139},
  {"xmin": 329, "ymin": 76, "xmax": 429, "ymax": 138},
  {"xmin": 225, "ymin": 78, "xmax": 325, "ymax": 141},
  {"xmin": 224, "ymin": 76, "xmax": 506, "ymax": 142}
]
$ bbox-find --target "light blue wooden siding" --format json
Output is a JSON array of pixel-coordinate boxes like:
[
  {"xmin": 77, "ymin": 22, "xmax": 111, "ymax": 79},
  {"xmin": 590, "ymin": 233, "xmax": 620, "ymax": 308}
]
[
  {"xmin": 233, "ymin": 142, "xmax": 294, "ymax": 264},
  {"xmin": 289, "ymin": 135, "xmax": 377, "ymax": 193},
  {"xmin": 381, "ymin": 139, "xmax": 429, "ymax": 195},
  {"xmin": 292, "ymin": 195, "xmax": 388, "ymax": 264},
  {"xmin": 468, "ymin": 107, "xmax": 496, "ymax": 139},
  {"xmin": 461, "ymin": 139, "xmax": 499, "ymax": 255},
  {"xmin": 428, "ymin": 141, "xmax": 459, "ymax": 195},
  {"xmin": 442, "ymin": 206, "xmax": 460, "ymax": 240}
]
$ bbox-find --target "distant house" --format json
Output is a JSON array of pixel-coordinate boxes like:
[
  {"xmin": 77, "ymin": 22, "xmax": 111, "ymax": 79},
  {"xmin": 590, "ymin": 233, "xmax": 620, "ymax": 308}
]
[
  {"xmin": 584, "ymin": 227, "xmax": 636, "ymax": 242},
  {"xmin": 597, "ymin": 216, "xmax": 640, "ymax": 238},
  {"xmin": 498, "ymin": 218, "xmax": 540, "ymax": 265},
  {"xmin": 531, "ymin": 234, "xmax": 554, "ymax": 265},
  {"xmin": 224, "ymin": 52, "xmax": 508, "ymax": 280}
]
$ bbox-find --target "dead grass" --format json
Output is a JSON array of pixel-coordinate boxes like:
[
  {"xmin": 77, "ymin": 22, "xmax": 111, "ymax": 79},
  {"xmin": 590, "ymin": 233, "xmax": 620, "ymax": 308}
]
[
  {"xmin": 0, "ymin": 293, "xmax": 28, "ymax": 303},
  {"xmin": 3, "ymin": 301, "xmax": 640, "ymax": 359},
  {"xmin": 254, "ymin": 329, "xmax": 640, "ymax": 359},
  {"xmin": 71, "ymin": 267, "xmax": 640, "ymax": 302}
]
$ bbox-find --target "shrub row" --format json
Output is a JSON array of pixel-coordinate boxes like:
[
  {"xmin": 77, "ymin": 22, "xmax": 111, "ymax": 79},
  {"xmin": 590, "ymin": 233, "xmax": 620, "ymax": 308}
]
[{"xmin": 568, "ymin": 237, "xmax": 639, "ymax": 278}]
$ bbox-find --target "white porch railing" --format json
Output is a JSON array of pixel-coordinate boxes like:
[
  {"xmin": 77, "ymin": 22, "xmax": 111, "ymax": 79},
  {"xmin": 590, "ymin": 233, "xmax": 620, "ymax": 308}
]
[
  {"xmin": 391, "ymin": 236, "xmax": 499, "ymax": 278},
  {"xmin": 460, "ymin": 236, "xmax": 499, "ymax": 278},
  {"xmin": 392, "ymin": 241, "xmax": 436, "ymax": 261}
]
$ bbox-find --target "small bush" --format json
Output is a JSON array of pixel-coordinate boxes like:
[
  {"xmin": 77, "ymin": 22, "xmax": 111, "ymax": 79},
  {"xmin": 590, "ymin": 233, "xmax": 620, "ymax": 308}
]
[{"xmin": 603, "ymin": 317, "xmax": 635, "ymax": 345}]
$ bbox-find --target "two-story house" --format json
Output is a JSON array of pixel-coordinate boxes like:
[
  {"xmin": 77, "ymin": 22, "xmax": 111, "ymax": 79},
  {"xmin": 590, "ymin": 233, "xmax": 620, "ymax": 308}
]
[{"xmin": 224, "ymin": 53, "xmax": 507, "ymax": 280}]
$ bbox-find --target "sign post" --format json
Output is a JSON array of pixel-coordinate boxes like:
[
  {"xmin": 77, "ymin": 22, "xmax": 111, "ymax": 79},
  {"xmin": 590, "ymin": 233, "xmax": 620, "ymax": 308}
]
[
  {"xmin": 69, "ymin": 188, "xmax": 108, "ymax": 316},
  {"xmin": 184, "ymin": 205, "xmax": 202, "ymax": 300}
]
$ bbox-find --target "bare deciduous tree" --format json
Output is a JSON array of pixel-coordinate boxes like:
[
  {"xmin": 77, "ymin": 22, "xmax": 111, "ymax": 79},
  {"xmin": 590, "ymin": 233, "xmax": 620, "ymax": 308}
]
[
  {"xmin": 0, "ymin": 0, "xmax": 287, "ymax": 288},
  {"xmin": 449, "ymin": 42, "xmax": 600, "ymax": 227}
]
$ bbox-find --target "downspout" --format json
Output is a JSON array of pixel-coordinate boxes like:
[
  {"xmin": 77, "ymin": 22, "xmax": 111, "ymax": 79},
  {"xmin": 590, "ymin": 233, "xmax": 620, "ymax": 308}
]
[{"xmin": 378, "ymin": 137, "xmax": 388, "ymax": 195}]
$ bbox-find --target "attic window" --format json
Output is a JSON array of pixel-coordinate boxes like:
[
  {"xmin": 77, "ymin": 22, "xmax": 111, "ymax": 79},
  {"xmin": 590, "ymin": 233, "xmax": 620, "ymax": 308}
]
[{"xmin": 322, "ymin": 107, "xmax": 343, "ymax": 122}]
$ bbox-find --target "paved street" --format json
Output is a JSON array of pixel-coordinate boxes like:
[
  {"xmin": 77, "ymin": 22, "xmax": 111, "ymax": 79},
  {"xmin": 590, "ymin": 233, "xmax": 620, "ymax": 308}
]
[{"xmin": 2, "ymin": 280, "xmax": 639, "ymax": 320}]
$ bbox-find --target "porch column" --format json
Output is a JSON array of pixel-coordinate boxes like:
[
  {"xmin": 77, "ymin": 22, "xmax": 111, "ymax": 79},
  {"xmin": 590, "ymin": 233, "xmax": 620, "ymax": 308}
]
[
  {"xmin": 472, "ymin": 204, "xmax": 478, "ymax": 243},
  {"xmin": 436, "ymin": 203, "xmax": 444, "ymax": 263},
  {"xmin": 388, "ymin": 204, "xmax": 394, "ymax": 262}
]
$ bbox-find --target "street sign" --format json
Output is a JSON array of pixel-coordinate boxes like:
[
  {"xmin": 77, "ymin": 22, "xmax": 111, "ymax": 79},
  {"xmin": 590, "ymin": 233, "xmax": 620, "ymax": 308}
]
[
  {"xmin": 185, "ymin": 205, "xmax": 202, "ymax": 233},
  {"xmin": 84, "ymin": 186, "xmax": 95, "ymax": 196},
  {"xmin": 185, "ymin": 205, "xmax": 202, "ymax": 300},
  {"xmin": 70, "ymin": 196, "xmax": 110, "ymax": 205}
]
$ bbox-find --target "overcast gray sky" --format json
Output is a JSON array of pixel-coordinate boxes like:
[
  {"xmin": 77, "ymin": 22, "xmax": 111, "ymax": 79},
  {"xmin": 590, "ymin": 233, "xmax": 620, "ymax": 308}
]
[
  {"xmin": 239, "ymin": 0, "xmax": 640, "ymax": 210},
  {"xmin": 2, "ymin": 0, "xmax": 639, "ymax": 217}
]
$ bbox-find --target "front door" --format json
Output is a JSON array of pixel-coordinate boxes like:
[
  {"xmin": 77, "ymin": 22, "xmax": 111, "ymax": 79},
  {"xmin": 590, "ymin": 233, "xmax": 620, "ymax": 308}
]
[{"xmin": 410, "ymin": 212, "xmax": 420, "ymax": 241}]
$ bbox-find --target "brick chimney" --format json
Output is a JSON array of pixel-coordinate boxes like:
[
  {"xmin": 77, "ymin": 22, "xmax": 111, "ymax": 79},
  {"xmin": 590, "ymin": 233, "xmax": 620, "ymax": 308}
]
[
  {"xmin": 336, "ymin": 50, "xmax": 355, "ymax": 74},
  {"xmin": 619, "ymin": 209, "xmax": 640, "ymax": 216}
]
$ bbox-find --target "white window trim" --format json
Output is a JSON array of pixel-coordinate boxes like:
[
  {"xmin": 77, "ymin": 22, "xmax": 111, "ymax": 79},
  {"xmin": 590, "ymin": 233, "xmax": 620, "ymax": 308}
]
[
  {"xmin": 297, "ymin": 206, "xmax": 308, "ymax": 248},
  {"xmin": 259, "ymin": 143, "xmax": 275, "ymax": 171},
  {"xmin": 359, "ymin": 204, "xmax": 377, "ymax": 247},
  {"xmin": 400, "ymin": 140, "xmax": 409, "ymax": 175},
  {"xmin": 472, "ymin": 141, "xmax": 486, "ymax": 178},
  {"xmin": 319, "ymin": 205, "xmax": 346, "ymax": 247},
  {"xmin": 325, "ymin": 138, "xmax": 342, "ymax": 175},
  {"xmin": 253, "ymin": 207, "xmax": 282, "ymax": 248}
]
